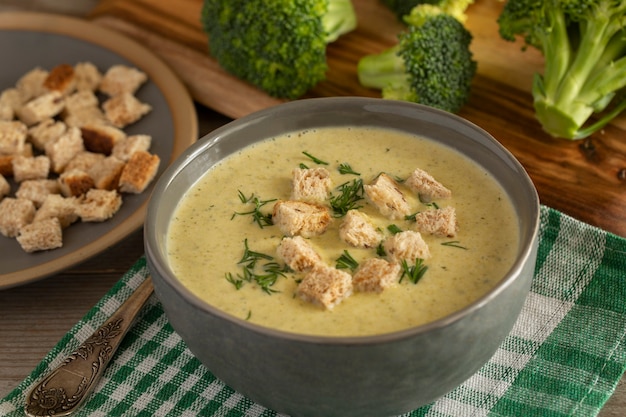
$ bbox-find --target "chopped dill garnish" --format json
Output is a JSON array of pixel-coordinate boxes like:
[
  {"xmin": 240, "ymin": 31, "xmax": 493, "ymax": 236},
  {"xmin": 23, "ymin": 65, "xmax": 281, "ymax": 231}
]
[
  {"xmin": 338, "ymin": 163, "xmax": 360, "ymax": 175},
  {"xmin": 245, "ymin": 311, "xmax": 252, "ymax": 320},
  {"xmin": 225, "ymin": 239, "xmax": 290, "ymax": 294},
  {"xmin": 387, "ymin": 224, "xmax": 403, "ymax": 234},
  {"xmin": 376, "ymin": 243, "xmax": 386, "ymax": 257},
  {"xmin": 335, "ymin": 250, "xmax": 359, "ymax": 271},
  {"xmin": 232, "ymin": 191, "xmax": 275, "ymax": 228},
  {"xmin": 302, "ymin": 151, "xmax": 329, "ymax": 165},
  {"xmin": 329, "ymin": 178, "xmax": 364, "ymax": 217},
  {"xmin": 441, "ymin": 241, "xmax": 468, "ymax": 250},
  {"xmin": 299, "ymin": 163, "xmax": 308, "ymax": 169},
  {"xmin": 399, "ymin": 258, "xmax": 428, "ymax": 284},
  {"xmin": 405, "ymin": 212, "xmax": 418, "ymax": 221}
]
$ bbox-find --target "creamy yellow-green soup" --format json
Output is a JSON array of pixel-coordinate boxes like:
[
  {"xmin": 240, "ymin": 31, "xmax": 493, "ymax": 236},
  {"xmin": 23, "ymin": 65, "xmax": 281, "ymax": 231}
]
[{"xmin": 167, "ymin": 126, "xmax": 519, "ymax": 337}]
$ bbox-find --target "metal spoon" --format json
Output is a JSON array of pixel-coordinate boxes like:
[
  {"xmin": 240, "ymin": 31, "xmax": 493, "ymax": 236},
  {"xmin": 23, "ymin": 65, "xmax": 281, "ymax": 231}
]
[{"xmin": 24, "ymin": 276, "xmax": 155, "ymax": 417}]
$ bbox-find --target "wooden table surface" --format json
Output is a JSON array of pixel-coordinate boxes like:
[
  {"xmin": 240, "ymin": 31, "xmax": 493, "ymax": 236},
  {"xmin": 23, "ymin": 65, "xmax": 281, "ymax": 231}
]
[{"xmin": 1, "ymin": 1, "xmax": 626, "ymax": 416}]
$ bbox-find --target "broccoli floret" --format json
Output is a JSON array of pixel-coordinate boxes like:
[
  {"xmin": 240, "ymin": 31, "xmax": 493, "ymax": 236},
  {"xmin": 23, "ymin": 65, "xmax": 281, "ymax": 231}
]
[
  {"xmin": 381, "ymin": 0, "xmax": 475, "ymax": 22},
  {"xmin": 201, "ymin": 0, "xmax": 357, "ymax": 99},
  {"xmin": 357, "ymin": 5, "xmax": 477, "ymax": 113},
  {"xmin": 498, "ymin": 0, "xmax": 626, "ymax": 139}
]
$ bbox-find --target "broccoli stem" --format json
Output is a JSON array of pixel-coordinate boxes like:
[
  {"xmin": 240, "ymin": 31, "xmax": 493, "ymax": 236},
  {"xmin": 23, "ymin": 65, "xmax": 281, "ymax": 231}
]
[
  {"xmin": 357, "ymin": 45, "xmax": 410, "ymax": 91},
  {"xmin": 323, "ymin": 0, "xmax": 358, "ymax": 43}
]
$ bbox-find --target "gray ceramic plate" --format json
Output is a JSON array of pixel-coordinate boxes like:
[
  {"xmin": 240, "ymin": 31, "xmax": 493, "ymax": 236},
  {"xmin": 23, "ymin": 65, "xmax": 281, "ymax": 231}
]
[{"xmin": 0, "ymin": 12, "xmax": 198, "ymax": 289}]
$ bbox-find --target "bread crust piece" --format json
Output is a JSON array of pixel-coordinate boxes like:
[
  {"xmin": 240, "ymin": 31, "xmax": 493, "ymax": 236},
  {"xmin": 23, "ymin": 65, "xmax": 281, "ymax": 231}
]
[
  {"xmin": 404, "ymin": 168, "xmax": 452, "ymax": 202},
  {"xmin": 364, "ymin": 173, "xmax": 410, "ymax": 220},
  {"xmin": 15, "ymin": 179, "xmax": 60, "ymax": 207},
  {"xmin": 276, "ymin": 236, "xmax": 323, "ymax": 272},
  {"xmin": 80, "ymin": 123, "xmax": 126, "ymax": 155},
  {"xmin": 16, "ymin": 217, "xmax": 63, "ymax": 253},
  {"xmin": 0, "ymin": 197, "xmax": 36, "ymax": 238},
  {"xmin": 297, "ymin": 265, "xmax": 353, "ymax": 310},
  {"xmin": 291, "ymin": 167, "xmax": 332, "ymax": 202},
  {"xmin": 58, "ymin": 169, "xmax": 95, "ymax": 197},
  {"xmin": 339, "ymin": 209, "xmax": 382, "ymax": 248},
  {"xmin": 43, "ymin": 64, "xmax": 76, "ymax": 96},
  {"xmin": 34, "ymin": 194, "xmax": 79, "ymax": 228},
  {"xmin": 272, "ymin": 200, "xmax": 332, "ymax": 238},
  {"xmin": 353, "ymin": 258, "xmax": 401, "ymax": 293},
  {"xmin": 102, "ymin": 92, "xmax": 152, "ymax": 128},
  {"xmin": 383, "ymin": 230, "xmax": 431, "ymax": 263},
  {"xmin": 76, "ymin": 189, "xmax": 122, "ymax": 222},
  {"xmin": 118, "ymin": 151, "xmax": 160, "ymax": 194},
  {"xmin": 413, "ymin": 206, "xmax": 458, "ymax": 238}
]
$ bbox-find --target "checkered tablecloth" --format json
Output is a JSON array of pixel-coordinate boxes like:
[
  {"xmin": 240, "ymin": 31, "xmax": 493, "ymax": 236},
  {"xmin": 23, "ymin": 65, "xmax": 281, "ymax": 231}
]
[{"xmin": 2, "ymin": 205, "xmax": 626, "ymax": 417}]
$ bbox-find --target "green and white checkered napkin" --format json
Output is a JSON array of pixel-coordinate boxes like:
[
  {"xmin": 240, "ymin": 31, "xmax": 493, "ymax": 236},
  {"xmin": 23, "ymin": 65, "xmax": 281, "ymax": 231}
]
[{"xmin": 2, "ymin": 205, "xmax": 626, "ymax": 417}]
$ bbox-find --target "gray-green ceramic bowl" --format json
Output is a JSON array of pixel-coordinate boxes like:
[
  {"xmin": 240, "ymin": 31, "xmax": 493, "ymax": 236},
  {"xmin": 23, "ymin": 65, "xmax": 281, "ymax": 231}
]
[{"xmin": 145, "ymin": 97, "xmax": 540, "ymax": 417}]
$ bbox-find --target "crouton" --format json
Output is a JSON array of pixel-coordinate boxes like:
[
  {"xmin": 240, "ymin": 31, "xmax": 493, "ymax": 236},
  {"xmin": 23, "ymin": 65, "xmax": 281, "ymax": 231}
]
[
  {"xmin": 16, "ymin": 67, "xmax": 48, "ymax": 101},
  {"xmin": 0, "ymin": 120, "xmax": 27, "ymax": 155},
  {"xmin": 272, "ymin": 200, "xmax": 332, "ymax": 238},
  {"xmin": 102, "ymin": 92, "xmax": 152, "ymax": 128},
  {"xmin": 291, "ymin": 167, "xmax": 332, "ymax": 202},
  {"xmin": 33, "ymin": 194, "xmax": 79, "ymax": 228},
  {"xmin": 88, "ymin": 156, "xmax": 125, "ymax": 190},
  {"xmin": 0, "ymin": 145, "xmax": 33, "ymax": 177},
  {"xmin": 0, "ymin": 88, "xmax": 24, "ymax": 121},
  {"xmin": 276, "ymin": 236, "xmax": 323, "ymax": 272},
  {"xmin": 43, "ymin": 64, "xmax": 76, "ymax": 96},
  {"xmin": 0, "ymin": 197, "xmax": 36, "ymax": 237},
  {"xmin": 64, "ymin": 151, "xmax": 105, "ymax": 172},
  {"xmin": 28, "ymin": 118, "xmax": 67, "ymax": 151},
  {"xmin": 364, "ymin": 173, "xmax": 410, "ymax": 220},
  {"xmin": 63, "ymin": 90, "xmax": 99, "ymax": 115},
  {"xmin": 0, "ymin": 174, "xmax": 10, "ymax": 199},
  {"xmin": 74, "ymin": 62, "xmax": 102, "ymax": 92},
  {"xmin": 297, "ymin": 265, "xmax": 353, "ymax": 310},
  {"xmin": 45, "ymin": 126, "xmax": 84, "ymax": 174},
  {"xmin": 118, "ymin": 151, "xmax": 160, "ymax": 194},
  {"xmin": 58, "ymin": 169, "xmax": 95, "ymax": 197},
  {"xmin": 16, "ymin": 217, "xmax": 63, "ymax": 253},
  {"xmin": 383, "ymin": 230, "xmax": 431, "ymax": 263},
  {"xmin": 80, "ymin": 123, "xmax": 126, "ymax": 155},
  {"xmin": 63, "ymin": 106, "xmax": 107, "ymax": 128},
  {"xmin": 111, "ymin": 134, "xmax": 151, "ymax": 161},
  {"xmin": 404, "ymin": 168, "xmax": 452, "ymax": 202},
  {"xmin": 16, "ymin": 91, "xmax": 65, "ymax": 126},
  {"xmin": 353, "ymin": 258, "xmax": 401, "ymax": 293},
  {"xmin": 76, "ymin": 189, "xmax": 122, "ymax": 222},
  {"xmin": 15, "ymin": 179, "xmax": 60, "ymax": 207},
  {"xmin": 12, "ymin": 155, "xmax": 50, "ymax": 182},
  {"xmin": 413, "ymin": 206, "xmax": 457, "ymax": 238},
  {"xmin": 99, "ymin": 65, "xmax": 148, "ymax": 96},
  {"xmin": 339, "ymin": 209, "xmax": 382, "ymax": 248}
]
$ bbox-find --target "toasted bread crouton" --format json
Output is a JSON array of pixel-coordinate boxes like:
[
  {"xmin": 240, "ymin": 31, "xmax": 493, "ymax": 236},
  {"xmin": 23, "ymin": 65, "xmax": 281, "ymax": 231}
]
[
  {"xmin": 353, "ymin": 258, "xmax": 401, "ymax": 293},
  {"xmin": 63, "ymin": 90, "xmax": 99, "ymax": 115},
  {"xmin": 339, "ymin": 209, "xmax": 382, "ymax": 249},
  {"xmin": 272, "ymin": 200, "xmax": 332, "ymax": 238},
  {"xmin": 413, "ymin": 206, "xmax": 457, "ymax": 238},
  {"xmin": 45, "ymin": 126, "xmax": 84, "ymax": 174},
  {"xmin": 383, "ymin": 230, "xmax": 431, "ymax": 263},
  {"xmin": 0, "ymin": 120, "xmax": 28, "ymax": 155},
  {"xmin": 297, "ymin": 265, "xmax": 353, "ymax": 310},
  {"xmin": 118, "ymin": 151, "xmax": 160, "ymax": 194},
  {"xmin": 88, "ymin": 156, "xmax": 125, "ymax": 190},
  {"xmin": 0, "ymin": 174, "xmax": 10, "ymax": 199},
  {"xmin": 80, "ymin": 123, "xmax": 126, "ymax": 155},
  {"xmin": 0, "ymin": 197, "xmax": 36, "ymax": 237},
  {"xmin": 99, "ymin": 65, "xmax": 148, "ymax": 96},
  {"xmin": 76, "ymin": 188, "xmax": 122, "ymax": 222},
  {"xmin": 63, "ymin": 106, "xmax": 107, "ymax": 128},
  {"xmin": 0, "ymin": 88, "xmax": 24, "ymax": 121},
  {"xmin": 16, "ymin": 217, "xmax": 63, "ymax": 253},
  {"xmin": 16, "ymin": 67, "xmax": 48, "ymax": 101},
  {"xmin": 34, "ymin": 194, "xmax": 79, "ymax": 228},
  {"xmin": 28, "ymin": 118, "xmax": 67, "ymax": 151},
  {"xmin": 43, "ymin": 64, "xmax": 76, "ymax": 96},
  {"xmin": 12, "ymin": 155, "xmax": 50, "ymax": 182},
  {"xmin": 364, "ymin": 173, "xmax": 410, "ymax": 220},
  {"xmin": 291, "ymin": 167, "xmax": 332, "ymax": 202},
  {"xmin": 58, "ymin": 169, "xmax": 95, "ymax": 197},
  {"xmin": 15, "ymin": 179, "xmax": 60, "ymax": 207},
  {"xmin": 112, "ymin": 134, "xmax": 151, "ymax": 161},
  {"xmin": 0, "ymin": 156, "xmax": 12, "ymax": 177},
  {"xmin": 102, "ymin": 92, "xmax": 152, "ymax": 128},
  {"xmin": 74, "ymin": 62, "xmax": 102, "ymax": 92},
  {"xmin": 16, "ymin": 91, "xmax": 65, "ymax": 126},
  {"xmin": 276, "ymin": 236, "xmax": 323, "ymax": 272},
  {"xmin": 64, "ymin": 151, "xmax": 106, "ymax": 172},
  {"xmin": 404, "ymin": 168, "xmax": 452, "ymax": 202}
]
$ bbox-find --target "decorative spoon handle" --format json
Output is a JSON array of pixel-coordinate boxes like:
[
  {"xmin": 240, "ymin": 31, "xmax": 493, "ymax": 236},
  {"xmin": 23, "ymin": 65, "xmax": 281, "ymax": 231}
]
[{"xmin": 24, "ymin": 276, "xmax": 155, "ymax": 417}]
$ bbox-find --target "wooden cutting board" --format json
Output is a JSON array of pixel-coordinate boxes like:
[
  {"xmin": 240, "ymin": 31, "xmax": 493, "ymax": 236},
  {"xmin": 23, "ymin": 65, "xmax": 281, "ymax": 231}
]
[{"xmin": 89, "ymin": 0, "xmax": 626, "ymax": 237}]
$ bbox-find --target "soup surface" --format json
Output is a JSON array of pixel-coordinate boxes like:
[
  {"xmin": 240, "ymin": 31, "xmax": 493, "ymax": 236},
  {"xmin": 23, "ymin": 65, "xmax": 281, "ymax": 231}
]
[{"xmin": 167, "ymin": 126, "xmax": 519, "ymax": 336}]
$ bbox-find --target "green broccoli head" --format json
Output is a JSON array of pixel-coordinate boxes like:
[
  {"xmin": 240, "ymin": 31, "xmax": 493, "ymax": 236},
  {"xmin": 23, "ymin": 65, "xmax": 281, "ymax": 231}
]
[
  {"xmin": 381, "ymin": 0, "xmax": 475, "ymax": 22},
  {"xmin": 357, "ymin": 5, "xmax": 477, "ymax": 113},
  {"xmin": 498, "ymin": 0, "xmax": 626, "ymax": 139},
  {"xmin": 201, "ymin": 0, "xmax": 356, "ymax": 99}
]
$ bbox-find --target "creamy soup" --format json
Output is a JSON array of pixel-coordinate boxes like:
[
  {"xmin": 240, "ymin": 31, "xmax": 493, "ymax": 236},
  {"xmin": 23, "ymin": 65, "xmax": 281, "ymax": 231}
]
[{"xmin": 167, "ymin": 126, "xmax": 519, "ymax": 337}]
